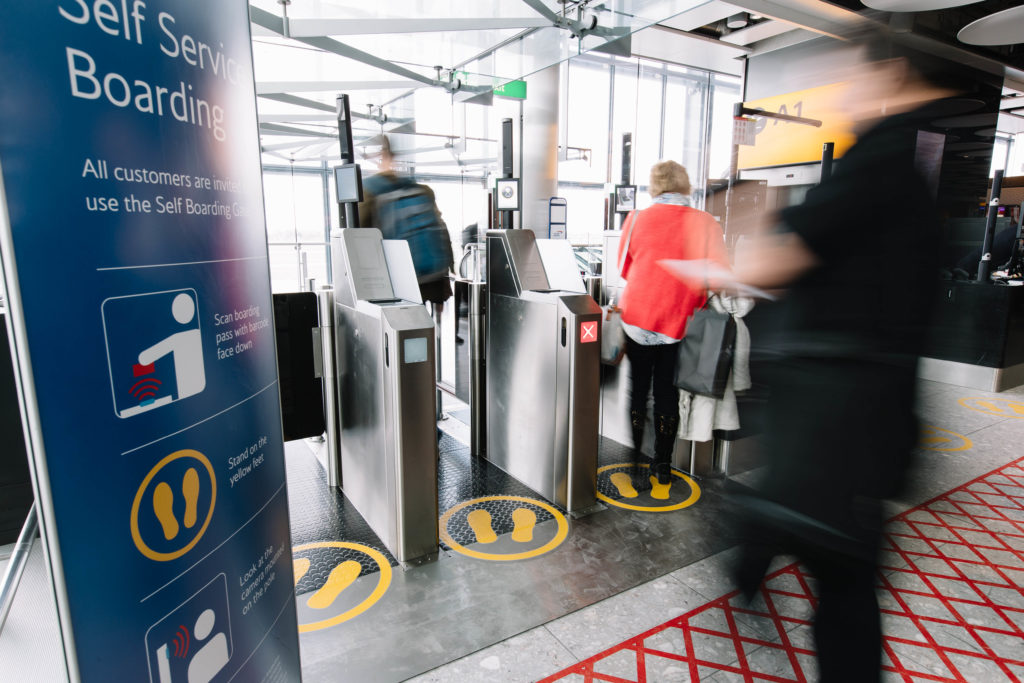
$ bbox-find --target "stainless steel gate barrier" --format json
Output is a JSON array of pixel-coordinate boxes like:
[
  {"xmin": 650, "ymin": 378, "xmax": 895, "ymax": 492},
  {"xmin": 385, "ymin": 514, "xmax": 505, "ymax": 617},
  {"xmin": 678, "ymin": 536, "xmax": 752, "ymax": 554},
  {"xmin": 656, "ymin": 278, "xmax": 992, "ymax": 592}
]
[
  {"xmin": 485, "ymin": 229, "xmax": 601, "ymax": 514},
  {"xmin": 331, "ymin": 228, "xmax": 438, "ymax": 562}
]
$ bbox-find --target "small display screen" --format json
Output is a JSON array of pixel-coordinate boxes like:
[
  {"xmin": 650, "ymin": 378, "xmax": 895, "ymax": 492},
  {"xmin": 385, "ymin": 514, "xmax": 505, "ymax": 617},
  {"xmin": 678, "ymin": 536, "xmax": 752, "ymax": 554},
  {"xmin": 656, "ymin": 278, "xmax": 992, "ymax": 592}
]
[
  {"xmin": 614, "ymin": 185, "xmax": 636, "ymax": 213},
  {"xmin": 495, "ymin": 178, "xmax": 520, "ymax": 210},
  {"xmin": 334, "ymin": 163, "xmax": 363, "ymax": 203},
  {"xmin": 403, "ymin": 337, "xmax": 428, "ymax": 363}
]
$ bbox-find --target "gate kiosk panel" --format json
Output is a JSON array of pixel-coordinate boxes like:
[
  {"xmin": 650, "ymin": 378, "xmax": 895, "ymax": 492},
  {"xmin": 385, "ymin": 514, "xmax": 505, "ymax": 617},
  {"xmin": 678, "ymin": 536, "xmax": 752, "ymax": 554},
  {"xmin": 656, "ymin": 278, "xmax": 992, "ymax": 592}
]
[
  {"xmin": 331, "ymin": 228, "xmax": 438, "ymax": 562},
  {"xmin": 486, "ymin": 230, "xmax": 601, "ymax": 513}
]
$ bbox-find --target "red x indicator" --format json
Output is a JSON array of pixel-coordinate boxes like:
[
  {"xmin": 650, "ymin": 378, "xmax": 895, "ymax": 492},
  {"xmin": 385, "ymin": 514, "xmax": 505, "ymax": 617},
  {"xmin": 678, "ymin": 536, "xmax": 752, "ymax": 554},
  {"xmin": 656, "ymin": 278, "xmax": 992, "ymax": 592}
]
[{"xmin": 580, "ymin": 320, "xmax": 598, "ymax": 343}]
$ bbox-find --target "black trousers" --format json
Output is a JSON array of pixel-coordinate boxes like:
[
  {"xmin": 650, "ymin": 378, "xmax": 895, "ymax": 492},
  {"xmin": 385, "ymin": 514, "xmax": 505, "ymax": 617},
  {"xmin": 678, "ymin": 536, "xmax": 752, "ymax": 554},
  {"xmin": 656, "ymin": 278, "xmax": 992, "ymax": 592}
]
[
  {"xmin": 625, "ymin": 337, "xmax": 679, "ymax": 418},
  {"xmin": 735, "ymin": 358, "xmax": 916, "ymax": 683}
]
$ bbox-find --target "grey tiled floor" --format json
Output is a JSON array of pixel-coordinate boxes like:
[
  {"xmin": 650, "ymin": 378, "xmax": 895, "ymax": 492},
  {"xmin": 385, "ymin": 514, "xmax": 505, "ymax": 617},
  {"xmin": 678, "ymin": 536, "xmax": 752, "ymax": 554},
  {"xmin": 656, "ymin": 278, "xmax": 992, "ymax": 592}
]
[
  {"xmin": 3, "ymin": 379, "xmax": 1021, "ymax": 682},
  {"xmin": 406, "ymin": 379, "xmax": 1024, "ymax": 683},
  {"xmin": 0, "ymin": 538, "xmax": 70, "ymax": 682}
]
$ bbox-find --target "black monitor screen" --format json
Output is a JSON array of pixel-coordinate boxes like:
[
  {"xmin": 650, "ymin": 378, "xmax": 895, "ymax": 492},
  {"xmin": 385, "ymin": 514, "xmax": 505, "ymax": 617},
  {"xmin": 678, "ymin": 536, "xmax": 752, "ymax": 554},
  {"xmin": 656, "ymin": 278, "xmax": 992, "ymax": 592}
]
[{"xmin": 334, "ymin": 164, "xmax": 363, "ymax": 204}]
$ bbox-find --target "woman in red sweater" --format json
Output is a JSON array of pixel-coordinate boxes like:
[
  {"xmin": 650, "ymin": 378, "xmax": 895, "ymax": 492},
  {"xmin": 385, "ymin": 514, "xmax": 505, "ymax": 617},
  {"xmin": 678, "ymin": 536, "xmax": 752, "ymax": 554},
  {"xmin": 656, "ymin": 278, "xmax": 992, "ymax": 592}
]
[{"xmin": 617, "ymin": 161, "xmax": 727, "ymax": 483}]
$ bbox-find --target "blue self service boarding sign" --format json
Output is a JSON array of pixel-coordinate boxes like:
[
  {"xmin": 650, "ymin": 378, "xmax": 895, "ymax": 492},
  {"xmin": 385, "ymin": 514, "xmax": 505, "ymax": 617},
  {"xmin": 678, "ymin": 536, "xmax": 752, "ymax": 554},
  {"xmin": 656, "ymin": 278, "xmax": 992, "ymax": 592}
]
[{"xmin": 0, "ymin": 2, "xmax": 300, "ymax": 682}]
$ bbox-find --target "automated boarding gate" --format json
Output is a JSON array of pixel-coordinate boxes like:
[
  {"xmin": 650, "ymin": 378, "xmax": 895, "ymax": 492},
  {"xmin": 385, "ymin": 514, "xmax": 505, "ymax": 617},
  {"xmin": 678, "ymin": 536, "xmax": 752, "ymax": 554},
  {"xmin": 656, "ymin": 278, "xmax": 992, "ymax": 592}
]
[
  {"xmin": 486, "ymin": 230, "xmax": 601, "ymax": 513},
  {"xmin": 331, "ymin": 228, "xmax": 439, "ymax": 562}
]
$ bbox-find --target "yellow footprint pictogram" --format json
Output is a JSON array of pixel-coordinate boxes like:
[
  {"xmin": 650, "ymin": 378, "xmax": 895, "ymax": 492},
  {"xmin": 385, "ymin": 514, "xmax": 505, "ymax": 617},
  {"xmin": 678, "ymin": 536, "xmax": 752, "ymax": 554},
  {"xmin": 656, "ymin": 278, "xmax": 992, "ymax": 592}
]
[
  {"xmin": 182, "ymin": 467, "xmax": 200, "ymax": 529},
  {"xmin": 293, "ymin": 557, "xmax": 311, "ymax": 585},
  {"xmin": 153, "ymin": 481, "xmax": 179, "ymax": 540},
  {"xmin": 610, "ymin": 472, "xmax": 640, "ymax": 498},
  {"xmin": 650, "ymin": 476, "xmax": 672, "ymax": 500},
  {"xmin": 511, "ymin": 508, "xmax": 537, "ymax": 543},
  {"xmin": 467, "ymin": 508, "xmax": 498, "ymax": 544},
  {"xmin": 307, "ymin": 560, "xmax": 361, "ymax": 609}
]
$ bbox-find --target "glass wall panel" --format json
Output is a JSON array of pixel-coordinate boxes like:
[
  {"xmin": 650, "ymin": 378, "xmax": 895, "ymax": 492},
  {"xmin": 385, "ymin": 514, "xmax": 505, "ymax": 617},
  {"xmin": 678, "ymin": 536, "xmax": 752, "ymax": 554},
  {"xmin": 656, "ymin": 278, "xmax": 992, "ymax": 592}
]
[
  {"xmin": 263, "ymin": 168, "xmax": 331, "ymax": 292},
  {"xmin": 633, "ymin": 65, "xmax": 664, "ymax": 184},
  {"xmin": 661, "ymin": 74, "xmax": 687, "ymax": 170},
  {"xmin": 611, "ymin": 59, "xmax": 640, "ymax": 184},
  {"xmin": 709, "ymin": 75, "xmax": 742, "ymax": 182},
  {"xmin": 561, "ymin": 60, "xmax": 611, "ymax": 184},
  {"xmin": 1008, "ymin": 133, "xmax": 1024, "ymax": 177},
  {"xmin": 268, "ymin": 244, "xmax": 301, "ymax": 294},
  {"xmin": 557, "ymin": 183, "xmax": 607, "ymax": 241},
  {"xmin": 429, "ymin": 178, "xmax": 472, "ymax": 250},
  {"xmin": 991, "ymin": 136, "xmax": 1012, "ymax": 178}
]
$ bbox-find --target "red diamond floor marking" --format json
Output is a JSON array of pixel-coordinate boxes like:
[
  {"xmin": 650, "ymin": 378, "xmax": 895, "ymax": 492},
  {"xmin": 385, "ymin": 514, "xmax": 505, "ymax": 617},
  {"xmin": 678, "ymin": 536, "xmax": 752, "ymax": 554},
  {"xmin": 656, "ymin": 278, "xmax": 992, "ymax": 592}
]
[{"xmin": 538, "ymin": 456, "xmax": 1024, "ymax": 683}]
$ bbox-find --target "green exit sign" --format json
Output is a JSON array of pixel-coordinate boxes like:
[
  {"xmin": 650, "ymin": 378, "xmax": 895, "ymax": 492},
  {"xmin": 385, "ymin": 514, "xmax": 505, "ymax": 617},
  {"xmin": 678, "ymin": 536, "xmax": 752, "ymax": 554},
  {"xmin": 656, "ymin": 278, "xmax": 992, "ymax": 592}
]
[{"xmin": 494, "ymin": 80, "xmax": 527, "ymax": 100}]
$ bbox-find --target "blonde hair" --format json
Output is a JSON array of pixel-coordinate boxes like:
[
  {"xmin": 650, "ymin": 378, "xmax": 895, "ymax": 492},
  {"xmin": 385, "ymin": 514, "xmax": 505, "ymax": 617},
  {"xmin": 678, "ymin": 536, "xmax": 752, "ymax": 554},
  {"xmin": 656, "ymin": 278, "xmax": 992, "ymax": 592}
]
[{"xmin": 649, "ymin": 160, "xmax": 691, "ymax": 197}]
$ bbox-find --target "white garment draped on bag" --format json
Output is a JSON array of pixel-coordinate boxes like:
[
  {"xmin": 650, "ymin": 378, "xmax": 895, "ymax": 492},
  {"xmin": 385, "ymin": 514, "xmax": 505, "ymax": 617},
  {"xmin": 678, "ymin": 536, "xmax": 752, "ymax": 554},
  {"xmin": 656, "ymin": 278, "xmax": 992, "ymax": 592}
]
[{"xmin": 678, "ymin": 294, "xmax": 754, "ymax": 442}]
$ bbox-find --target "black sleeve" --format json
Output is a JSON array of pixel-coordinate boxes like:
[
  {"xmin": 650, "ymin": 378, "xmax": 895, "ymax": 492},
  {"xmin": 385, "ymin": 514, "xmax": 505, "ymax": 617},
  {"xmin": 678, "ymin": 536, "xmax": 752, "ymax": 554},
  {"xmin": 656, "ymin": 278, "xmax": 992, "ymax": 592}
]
[
  {"xmin": 779, "ymin": 177, "xmax": 862, "ymax": 265},
  {"xmin": 779, "ymin": 125, "xmax": 913, "ymax": 265}
]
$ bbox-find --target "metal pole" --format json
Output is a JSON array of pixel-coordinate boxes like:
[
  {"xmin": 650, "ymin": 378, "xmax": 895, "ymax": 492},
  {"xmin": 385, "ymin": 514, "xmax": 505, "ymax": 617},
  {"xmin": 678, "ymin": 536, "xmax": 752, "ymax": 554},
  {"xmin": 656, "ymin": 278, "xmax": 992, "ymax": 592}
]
[
  {"xmin": 434, "ymin": 304, "xmax": 443, "ymax": 421},
  {"xmin": 819, "ymin": 142, "xmax": 834, "ymax": 184},
  {"xmin": 712, "ymin": 439, "xmax": 731, "ymax": 478},
  {"xmin": 978, "ymin": 169, "xmax": 1004, "ymax": 282},
  {"xmin": 336, "ymin": 93, "xmax": 361, "ymax": 229},
  {"xmin": 316, "ymin": 286, "xmax": 342, "ymax": 488},
  {"xmin": 344, "ymin": 202, "xmax": 359, "ymax": 230},
  {"xmin": 0, "ymin": 503, "xmax": 37, "ymax": 636},
  {"xmin": 469, "ymin": 279, "xmax": 487, "ymax": 456}
]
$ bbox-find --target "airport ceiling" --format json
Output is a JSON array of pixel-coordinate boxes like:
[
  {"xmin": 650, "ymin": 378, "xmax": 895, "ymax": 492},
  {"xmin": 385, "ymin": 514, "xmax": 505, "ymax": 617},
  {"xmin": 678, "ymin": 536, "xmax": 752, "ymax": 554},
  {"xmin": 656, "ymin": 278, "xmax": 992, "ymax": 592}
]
[{"xmin": 250, "ymin": 0, "xmax": 1024, "ymax": 165}]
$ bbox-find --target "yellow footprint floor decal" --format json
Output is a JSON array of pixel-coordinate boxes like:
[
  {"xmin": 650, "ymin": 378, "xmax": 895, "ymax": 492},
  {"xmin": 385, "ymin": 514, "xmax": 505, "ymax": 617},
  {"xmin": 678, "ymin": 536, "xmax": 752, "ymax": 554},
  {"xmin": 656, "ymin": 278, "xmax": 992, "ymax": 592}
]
[
  {"xmin": 182, "ymin": 467, "xmax": 200, "ymax": 529},
  {"xmin": 153, "ymin": 481, "xmax": 179, "ymax": 540},
  {"xmin": 307, "ymin": 560, "xmax": 361, "ymax": 609},
  {"xmin": 511, "ymin": 508, "xmax": 536, "ymax": 543},
  {"xmin": 293, "ymin": 557, "xmax": 311, "ymax": 585},
  {"xmin": 467, "ymin": 508, "xmax": 498, "ymax": 544},
  {"xmin": 610, "ymin": 472, "xmax": 639, "ymax": 498},
  {"xmin": 650, "ymin": 476, "xmax": 672, "ymax": 500}
]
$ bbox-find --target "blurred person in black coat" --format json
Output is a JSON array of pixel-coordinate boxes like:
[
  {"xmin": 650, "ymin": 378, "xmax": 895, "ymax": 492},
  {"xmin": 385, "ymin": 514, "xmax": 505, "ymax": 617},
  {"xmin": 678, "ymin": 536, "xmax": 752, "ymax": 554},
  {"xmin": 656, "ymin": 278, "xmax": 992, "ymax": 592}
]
[{"xmin": 719, "ymin": 31, "xmax": 953, "ymax": 683}]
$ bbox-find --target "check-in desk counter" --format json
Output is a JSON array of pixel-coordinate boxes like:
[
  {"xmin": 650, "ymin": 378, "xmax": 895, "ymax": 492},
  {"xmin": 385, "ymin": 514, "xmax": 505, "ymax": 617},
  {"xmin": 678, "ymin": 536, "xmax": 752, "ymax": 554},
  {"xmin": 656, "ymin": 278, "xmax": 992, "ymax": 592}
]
[
  {"xmin": 921, "ymin": 280, "xmax": 1024, "ymax": 391},
  {"xmin": 486, "ymin": 230, "xmax": 601, "ymax": 514},
  {"xmin": 330, "ymin": 228, "xmax": 439, "ymax": 562}
]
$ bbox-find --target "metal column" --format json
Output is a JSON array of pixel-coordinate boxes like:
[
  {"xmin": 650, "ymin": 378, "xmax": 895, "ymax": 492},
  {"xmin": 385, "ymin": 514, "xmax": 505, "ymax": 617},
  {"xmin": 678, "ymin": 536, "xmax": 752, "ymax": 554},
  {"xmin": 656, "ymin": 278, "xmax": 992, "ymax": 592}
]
[
  {"xmin": 315, "ymin": 285, "xmax": 342, "ymax": 488},
  {"xmin": 434, "ymin": 304, "xmax": 443, "ymax": 421},
  {"xmin": 468, "ymin": 280, "xmax": 486, "ymax": 456},
  {"xmin": 0, "ymin": 503, "xmax": 37, "ymax": 635}
]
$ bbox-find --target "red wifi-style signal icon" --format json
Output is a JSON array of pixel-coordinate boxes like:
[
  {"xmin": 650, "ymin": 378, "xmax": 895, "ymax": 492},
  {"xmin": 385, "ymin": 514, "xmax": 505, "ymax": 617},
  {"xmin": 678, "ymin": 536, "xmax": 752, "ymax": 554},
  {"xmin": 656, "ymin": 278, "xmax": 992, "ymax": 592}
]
[
  {"xmin": 129, "ymin": 378, "xmax": 163, "ymax": 402},
  {"xmin": 172, "ymin": 624, "xmax": 190, "ymax": 658}
]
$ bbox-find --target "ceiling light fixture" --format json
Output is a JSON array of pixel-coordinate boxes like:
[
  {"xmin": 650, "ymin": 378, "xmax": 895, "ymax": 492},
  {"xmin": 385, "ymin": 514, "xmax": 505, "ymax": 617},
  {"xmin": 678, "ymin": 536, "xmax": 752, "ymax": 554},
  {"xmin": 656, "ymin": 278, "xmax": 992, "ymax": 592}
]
[
  {"xmin": 958, "ymin": 5, "xmax": 1024, "ymax": 46},
  {"xmin": 861, "ymin": 0, "xmax": 984, "ymax": 11},
  {"xmin": 726, "ymin": 13, "xmax": 749, "ymax": 30}
]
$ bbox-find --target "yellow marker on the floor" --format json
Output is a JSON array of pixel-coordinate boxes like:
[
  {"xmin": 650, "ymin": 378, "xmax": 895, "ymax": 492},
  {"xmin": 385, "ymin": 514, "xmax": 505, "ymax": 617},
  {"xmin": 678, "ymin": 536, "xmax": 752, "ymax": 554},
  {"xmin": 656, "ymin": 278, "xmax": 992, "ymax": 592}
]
[
  {"xmin": 153, "ymin": 481, "xmax": 179, "ymax": 540},
  {"xmin": 467, "ymin": 508, "xmax": 498, "ymax": 544},
  {"xmin": 511, "ymin": 508, "xmax": 536, "ymax": 543},
  {"xmin": 307, "ymin": 560, "xmax": 361, "ymax": 609},
  {"xmin": 182, "ymin": 467, "xmax": 200, "ymax": 528},
  {"xmin": 609, "ymin": 472, "xmax": 639, "ymax": 498},
  {"xmin": 976, "ymin": 399, "xmax": 1024, "ymax": 415},
  {"xmin": 293, "ymin": 557, "xmax": 311, "ymax": 585},
  {"xmin": 597, "ymin": 464, "xmax": 701, "ymax": 512},
  {"xmin": 960, "ymin": 397, "xmax": 1024, "ymax": 418},
  {"xmin": 650, "ymin": 476, "xmax": 671, "ymax": 500}
]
